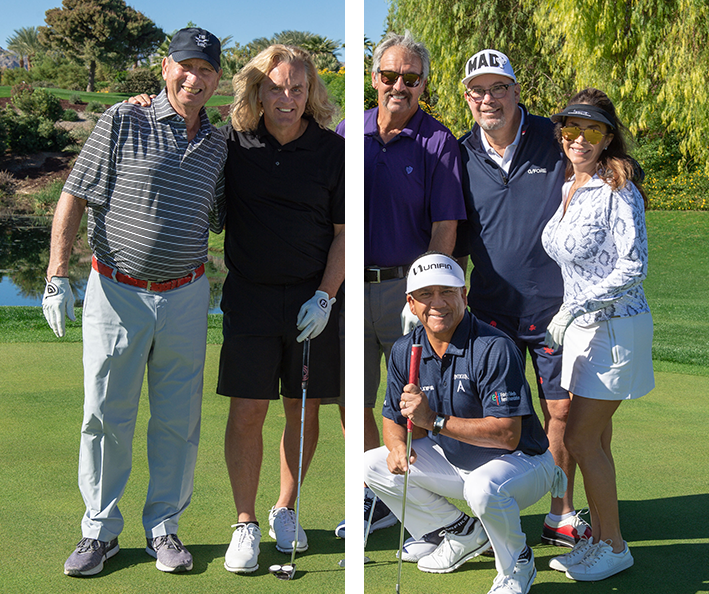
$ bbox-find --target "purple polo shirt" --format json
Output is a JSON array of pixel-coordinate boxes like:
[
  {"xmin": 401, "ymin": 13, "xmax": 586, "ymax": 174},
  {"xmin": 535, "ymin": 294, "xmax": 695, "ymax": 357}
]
[{"xmin": 364, "ymin": 107, "xmax": 466, "ymax": 267}]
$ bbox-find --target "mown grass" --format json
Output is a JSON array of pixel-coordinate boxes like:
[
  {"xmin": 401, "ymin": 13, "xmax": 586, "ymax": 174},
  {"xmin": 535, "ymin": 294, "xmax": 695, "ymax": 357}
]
[
  {"xmin": 3, "ymin": 212, "xmax": 706, "ymax": 376},
  {"xmin": 0, "ymin": 85, "xmax": 232, "ymax": 107}
]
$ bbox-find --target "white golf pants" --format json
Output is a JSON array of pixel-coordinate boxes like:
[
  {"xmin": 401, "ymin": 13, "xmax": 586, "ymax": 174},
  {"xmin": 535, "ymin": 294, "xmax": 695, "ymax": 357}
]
[{"xmin": 364, "ymin": 438, "xmax": 557, "ymax": 576}]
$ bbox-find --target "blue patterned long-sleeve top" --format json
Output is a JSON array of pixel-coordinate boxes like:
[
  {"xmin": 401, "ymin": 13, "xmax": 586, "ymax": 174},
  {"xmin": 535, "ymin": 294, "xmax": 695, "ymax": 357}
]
[{"xmin": 541, "ymin": 174, "xmax": 650, "ymax": 324}]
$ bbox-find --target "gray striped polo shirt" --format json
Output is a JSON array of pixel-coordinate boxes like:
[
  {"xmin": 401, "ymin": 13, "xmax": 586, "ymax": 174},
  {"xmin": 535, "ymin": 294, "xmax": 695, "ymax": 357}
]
[{"xmin": 63, "ymin": 89, "xmax": 227, "ymax": 281}]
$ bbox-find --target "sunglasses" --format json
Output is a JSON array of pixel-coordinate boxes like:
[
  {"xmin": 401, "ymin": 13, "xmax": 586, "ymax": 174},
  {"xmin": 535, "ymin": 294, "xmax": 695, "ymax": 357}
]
[
  {"xmin": 377, "ymin": 69, "xmax": 423, "ymax": 88},
  {"xmin": 561, "ymin": 126, "xmax": 607, "ymax": 145}
]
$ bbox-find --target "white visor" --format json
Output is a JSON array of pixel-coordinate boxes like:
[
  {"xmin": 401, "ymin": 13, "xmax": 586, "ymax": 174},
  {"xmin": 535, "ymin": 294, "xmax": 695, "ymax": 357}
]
[{"xmin": 406, "ymin": 254, "xmax": 466, "ymax": 294}]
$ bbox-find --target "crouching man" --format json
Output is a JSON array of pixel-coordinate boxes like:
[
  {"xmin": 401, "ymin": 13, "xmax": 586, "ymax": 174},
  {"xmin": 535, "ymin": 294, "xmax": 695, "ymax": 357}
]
[{"xmin": 363, "ymin": 252, "xmax": 566, "ymax": 594}]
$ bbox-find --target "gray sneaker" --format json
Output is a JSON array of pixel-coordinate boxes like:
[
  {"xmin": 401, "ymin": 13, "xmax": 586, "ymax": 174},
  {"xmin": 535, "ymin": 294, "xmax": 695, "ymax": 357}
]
[
  {"xmin": 64, "ymin": 537, "xmax": 119, "ymax": 576},
  {"xmin": 146, "ymin": 534, "xmax": 193, "ymax": 572}
]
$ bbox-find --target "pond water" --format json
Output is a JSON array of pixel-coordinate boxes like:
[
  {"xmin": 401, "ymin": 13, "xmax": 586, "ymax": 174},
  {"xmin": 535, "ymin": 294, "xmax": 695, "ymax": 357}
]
[{"xmin": 0, "ymin": 216, "xmax": 224, "ymax": 313}]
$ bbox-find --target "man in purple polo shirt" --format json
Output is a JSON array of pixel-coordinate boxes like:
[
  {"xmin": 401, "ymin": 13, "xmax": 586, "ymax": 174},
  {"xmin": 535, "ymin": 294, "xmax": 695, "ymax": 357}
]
[{"xmin": 335, "ymin": 31, "xmax": 467, "ymax": 541}]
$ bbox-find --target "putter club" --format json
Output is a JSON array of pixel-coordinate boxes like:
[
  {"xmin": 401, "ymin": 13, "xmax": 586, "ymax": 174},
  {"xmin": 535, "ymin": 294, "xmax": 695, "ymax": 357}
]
[
  {"xmin": 338, "ymin": 493, "xmax": 378, "ymax": 567},
  {"xmin": 268, "ymin": 337, "xmax": 311, "ymax": 581},
  {"xmin": 396, "ymin": 344, "xmax": 422, "ymax": 594}
]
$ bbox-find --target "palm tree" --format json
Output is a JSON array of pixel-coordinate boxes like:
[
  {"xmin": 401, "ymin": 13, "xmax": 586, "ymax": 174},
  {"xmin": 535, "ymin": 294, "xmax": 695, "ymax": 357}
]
[{"xmin": 6, "ymin": 26, "xmax": 43, "ymax": 70}]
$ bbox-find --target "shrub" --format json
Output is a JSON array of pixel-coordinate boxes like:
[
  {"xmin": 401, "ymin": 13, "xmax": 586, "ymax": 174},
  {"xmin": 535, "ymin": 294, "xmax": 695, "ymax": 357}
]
[
  {"xmin": 63, "ymin": 109, "xmax": 79, "ymax": 122},
  {"xmin": 0, "ymin": 107, "xmax": 72, "ymax": 154},
  {"xmin": 216, "ymin": 79, "xmax": 234, "ymax": 96},
  {"xmin": 31, "ymin": 179, "xmax": 65, "ymax": 215},
  {"xmin": 69, "ymin": 93, "xmax": 84, "ymax": 105},
  {"xmin": 206, "ymin": 107, "xmax": 225, "ymax": 126},
  {"xmin": 1, "ymin": 68, "xmax": 32, "ymax": 86},
  {"xmin": 11, "ymin": 87, "xmax": 64, "ymax": 123},
  {"xmin": 0, "ymin": 170, "xmax": 17, "ymax": 199},
  {"xmin": 113, "ymin": 68, "xmax": 161, "ymax": 95},
  {"xmin": 85, "ymin": 101, "xmax": 106, "ymax": 114}
]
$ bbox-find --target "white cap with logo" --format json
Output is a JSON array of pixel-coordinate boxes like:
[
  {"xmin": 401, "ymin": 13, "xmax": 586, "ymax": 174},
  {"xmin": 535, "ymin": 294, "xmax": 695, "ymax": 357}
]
[
  {"xmin": 461, "ymin": 49, "xmax": 516, "ymax": 87},
  {"xmin": 406, "ymin": 253, "xmax": 466, "ymax": 294}
]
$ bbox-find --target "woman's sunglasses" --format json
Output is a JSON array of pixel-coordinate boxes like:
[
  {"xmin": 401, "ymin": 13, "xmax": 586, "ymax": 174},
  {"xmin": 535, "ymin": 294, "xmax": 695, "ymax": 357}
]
[
  {"xmin": 377, "ymin": 69, "xmax": 423, "ymax": 88},
  {"xmin": 561, "ymin": 126, "xmax": 607, "ymax": 145}
]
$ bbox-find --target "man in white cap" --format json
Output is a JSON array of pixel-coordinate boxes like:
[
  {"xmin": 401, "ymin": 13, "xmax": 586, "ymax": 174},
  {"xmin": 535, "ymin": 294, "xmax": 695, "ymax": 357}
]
[
  {"xmin": 364, "ymin": 252, "xmax": 566, "ymax": 594},
  {"xmin": 455, "ymin": 49, "xmax": 590, "ymax": 550}
]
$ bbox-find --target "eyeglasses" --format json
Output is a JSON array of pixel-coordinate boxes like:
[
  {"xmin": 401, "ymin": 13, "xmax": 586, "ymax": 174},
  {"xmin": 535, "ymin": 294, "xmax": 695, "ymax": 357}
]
[
  {"xmin": 465, "ymin": 82, "xmax": 517, "ymax": 101},
  {"xmin": 561, "ymin": 126, "xmax": 607, "ymax": 145},
  {"xmin": 377, "ymin": 69, "xmax": 423, "ymax": 88}
]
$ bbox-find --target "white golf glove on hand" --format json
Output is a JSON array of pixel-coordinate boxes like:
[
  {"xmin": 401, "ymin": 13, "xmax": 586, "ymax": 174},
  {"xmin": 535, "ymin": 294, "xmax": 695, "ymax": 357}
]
[
  {"xmin": 544, "ymin": 304, "xmax": 575, "ymax": 350},
  {"xmin": 42, "ymin": 276, "xmax": 75, "ymax": 338},
  {"xmin": 401, "ymin": 303, "xmax": 420, "ymax": 335},
  {"xmin": 296, "ymin": 290, "xmax": 336, "ymax": 343}
]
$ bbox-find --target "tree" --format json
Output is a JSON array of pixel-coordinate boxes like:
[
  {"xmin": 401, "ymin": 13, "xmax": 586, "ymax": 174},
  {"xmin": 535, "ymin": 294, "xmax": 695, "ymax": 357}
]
[
  {"xmin": 389, "ymin": 0, "xmax": 565, "ymax": 136},
  {"xmin": 6, "ymin": 27, "xmax": 44, "ymax": 71},
  {"xmin": 531, "ymin": 0, "xmax": 709, "ymax": 171},
  {"xmin": 224, "ymin": 30, "xmax": 343, "ymax": 75},
  {"xmin": 39, "ymin": 0, "xmax": 164, "ymax": 92}
]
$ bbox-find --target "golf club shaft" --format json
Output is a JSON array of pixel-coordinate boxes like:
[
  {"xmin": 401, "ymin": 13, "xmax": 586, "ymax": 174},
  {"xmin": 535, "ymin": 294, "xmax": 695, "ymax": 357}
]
[
  {"xmin": 290, "ymin": 337, "xmax": 310, "ymax": 569},
  {"xmin": 364, "ymin": 494, "xmax": 377, "ymax": 550},
  {"xmin": 396, "ymin": 344, "xmax": 422, "ymax": 593}
]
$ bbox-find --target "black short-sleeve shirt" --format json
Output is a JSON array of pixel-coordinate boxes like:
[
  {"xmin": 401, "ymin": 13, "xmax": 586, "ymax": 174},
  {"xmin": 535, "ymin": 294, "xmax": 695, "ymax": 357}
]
[
  {"xmin": 383, "ymin": 311, "xmax": 549, "ymax": 471},
  {"xmin": 222, "ymin": 117, "xmax": 345, "ymax": 285}
]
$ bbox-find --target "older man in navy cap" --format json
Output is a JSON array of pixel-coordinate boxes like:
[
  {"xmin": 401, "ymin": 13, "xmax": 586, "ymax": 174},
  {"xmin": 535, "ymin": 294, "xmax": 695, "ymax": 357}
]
[{"xmin": 44, "ymin": 27, "xmax": 225, "ymax": 577}]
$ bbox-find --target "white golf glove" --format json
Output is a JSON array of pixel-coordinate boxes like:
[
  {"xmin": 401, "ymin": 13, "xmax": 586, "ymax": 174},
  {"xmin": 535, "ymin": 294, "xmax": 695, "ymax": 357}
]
[
  {"xmin": 296, "ymin": 290, "xmax": 336, "ymax": 343},
  {"xmin": 544, "ymin": 304, "xmax": 575, "ymax": 350},
  {"xmin": 401, "ymin": 303, "xmax": 420, "ymax": 335},
  {"xmin": 42, "ymin": 276, "xmax": 76, "ymax": 338}
]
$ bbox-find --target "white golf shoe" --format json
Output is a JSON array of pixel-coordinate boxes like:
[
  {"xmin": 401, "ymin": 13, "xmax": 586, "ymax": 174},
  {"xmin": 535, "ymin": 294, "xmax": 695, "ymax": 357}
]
[
  {"xmin": 487, "ymin": 547, "xmax": 536, "ymax": 594},
  {"xmin": 549, "ymin": 536, "xmax": 593, "ymax": 572},
  {"xmin": 417, "ymin": 517, "xmax": 490, "ymax": 573},
  {"xmin": 565, "ymin": 540, "xmax": 633, "ymax": 581},
  {"xmin": 224, "ymin": 523, "xmax": 260, "ymax": 573},
  {"xmin": 269, "ymin": 506, "xmax": 308, "ymax": 553}
]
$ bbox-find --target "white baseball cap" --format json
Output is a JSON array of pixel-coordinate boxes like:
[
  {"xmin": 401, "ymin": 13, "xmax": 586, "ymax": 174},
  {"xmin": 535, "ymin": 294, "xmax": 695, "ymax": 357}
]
[
  {"xmin": 461, "ymin": 49, "xmax": 516, "ymax": 87},
  {"xmin": 406, "ymin": 254, "xmax": 466, "ymax": 294}
]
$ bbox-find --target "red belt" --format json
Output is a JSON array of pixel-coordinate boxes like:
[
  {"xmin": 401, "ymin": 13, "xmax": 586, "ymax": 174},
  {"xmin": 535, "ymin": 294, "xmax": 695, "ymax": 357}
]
[{"xmin": 92, "ymin": 256, "xmax": 205, "ymax": 293}]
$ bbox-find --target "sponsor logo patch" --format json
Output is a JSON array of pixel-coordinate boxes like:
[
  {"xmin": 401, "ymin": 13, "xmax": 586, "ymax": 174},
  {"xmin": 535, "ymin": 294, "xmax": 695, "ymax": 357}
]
[{"xmin": 491, "ymin": 390, "xmax": 519, "ymax": 405}]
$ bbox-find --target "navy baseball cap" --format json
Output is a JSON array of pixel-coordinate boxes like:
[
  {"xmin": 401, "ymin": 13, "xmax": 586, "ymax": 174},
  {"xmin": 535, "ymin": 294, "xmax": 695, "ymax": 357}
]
[
  {"xmin": 551, "ymin": 104, "xmax": 616, "ymax": 129},
  {"xmin": 168, "ymin": 28, "xmax": 221, "ymax": 72}
]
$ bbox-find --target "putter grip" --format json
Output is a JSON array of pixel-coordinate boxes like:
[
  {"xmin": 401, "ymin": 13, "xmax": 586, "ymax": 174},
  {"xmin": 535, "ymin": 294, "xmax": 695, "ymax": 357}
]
[{"xmin": 407, "ymin": 344, "xmax": 422, "ymax": 432}]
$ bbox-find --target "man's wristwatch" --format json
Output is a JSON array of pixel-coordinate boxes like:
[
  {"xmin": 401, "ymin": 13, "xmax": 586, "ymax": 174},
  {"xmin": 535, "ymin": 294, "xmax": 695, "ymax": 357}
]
[{"xmin": 432, "ymin": 414, "xmax": 447, "ymax": 436}]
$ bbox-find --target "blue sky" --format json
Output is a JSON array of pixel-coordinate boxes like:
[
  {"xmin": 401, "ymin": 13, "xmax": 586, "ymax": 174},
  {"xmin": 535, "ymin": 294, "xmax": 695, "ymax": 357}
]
[{"xmin": 2, "ymin": 0, "xmax": 391, "ymax": 60}]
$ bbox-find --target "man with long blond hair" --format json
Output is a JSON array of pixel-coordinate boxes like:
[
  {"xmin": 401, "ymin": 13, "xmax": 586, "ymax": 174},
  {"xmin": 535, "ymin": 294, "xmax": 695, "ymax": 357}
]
[{"xmin": 218, "ymin": 44, "xmax": 345, "ymax": 574}]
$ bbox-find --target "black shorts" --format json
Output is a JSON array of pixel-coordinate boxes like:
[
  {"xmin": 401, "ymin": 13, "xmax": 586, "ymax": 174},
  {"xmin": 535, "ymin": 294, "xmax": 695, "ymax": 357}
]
[
  {"xmin": 217, "ymin": 274, "xmax": 342, "ymax": 400},
  {"xmin": 470, "ymin": 305, "xmax": 568, "ymax": 401}
]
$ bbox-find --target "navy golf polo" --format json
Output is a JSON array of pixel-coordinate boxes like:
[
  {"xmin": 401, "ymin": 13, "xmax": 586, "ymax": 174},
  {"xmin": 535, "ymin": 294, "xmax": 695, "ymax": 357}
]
[
  {"xmin": 456, "ymin": 104, "xmax": 565, "ymax": 316},
  {"xmin": 364, "ymin": 107, "xmax": 467, "ymax": 267},
  {"xmin": 383, "ymin": 311, "xmax": 549, "ymax": 471}
]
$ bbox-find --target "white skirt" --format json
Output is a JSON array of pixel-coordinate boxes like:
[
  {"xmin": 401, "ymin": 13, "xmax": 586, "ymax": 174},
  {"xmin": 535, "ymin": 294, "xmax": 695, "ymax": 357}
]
[{"xmin": 562, "ymin": 313, "xmax": 655, "ymax": 400}]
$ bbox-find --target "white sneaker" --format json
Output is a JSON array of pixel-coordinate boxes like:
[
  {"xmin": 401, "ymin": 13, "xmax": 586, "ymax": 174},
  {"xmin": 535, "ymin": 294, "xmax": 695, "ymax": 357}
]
[
  {"xmin": 549, "ymin": 537, "xmax": 593, "ymax": 572},
  {"xmin": 417, "ymin": 518, "xmax": 490, "ymax": 573},
  {"xmin": 565, "ymin": 540, "xmax": 634, "ymax": 581},
  {"xmin": 487, "ymin": 548, "xmax": 537, "ymax": 594},
  {"xmin": 397, "ymin": 528, "xmax": 446, "ymax": 562},
  {"xmin": 224, "ymin": 523, "xmax": 260, "ymax": 573},
  {"xmin": 268, "ymin": 506, "xmax": 308, "ymax": 553}
]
